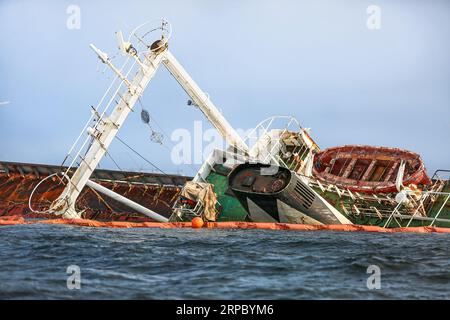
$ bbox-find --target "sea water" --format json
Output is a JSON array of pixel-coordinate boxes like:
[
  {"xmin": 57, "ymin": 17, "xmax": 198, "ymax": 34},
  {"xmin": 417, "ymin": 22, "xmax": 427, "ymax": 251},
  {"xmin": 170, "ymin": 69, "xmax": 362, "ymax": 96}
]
[{"xmin": 0, "ymin": 224, "xmax": 448, "ymax": 299}]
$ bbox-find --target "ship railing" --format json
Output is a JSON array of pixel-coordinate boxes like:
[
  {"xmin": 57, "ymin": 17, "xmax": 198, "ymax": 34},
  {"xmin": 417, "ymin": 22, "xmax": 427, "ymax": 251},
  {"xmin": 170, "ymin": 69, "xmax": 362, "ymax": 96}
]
[
  {"xmin": 382, "ymin": 190, "xmax": 450, "ymax": 227},
  {"xmin": 383, "ymin": 201, "xmax": 405, "ymax": 227},
  {"xmin": 60, "ymin": 54, "xmax": 139, "ymax": 176},
  {"xmin": 428, "ymin": 192, "xmax": 450, "ymax": 226},
  {"xmin": 243, "ymin": 116, "xmax": 316, "ymax": 175},
  {"xmin": 349, "ymin": 210, "xmax": 450, "ymax": 225},
  {"xmin": 431, "ymin": 169, "xmax": 450, "ymax": 181},
  {"xmin": 171, "ymin": 198, "xmax": 204, "ymax": 221},
  {"xmin": 60, "ymin": 36, "xmax": 165, "ymax": 179},
  {"xmin": 244, "ymin": 116, "xmax": 301, "ymax": 153},
  {"xmin": 257, "ymin": 131, "xmax": 315, "ymax": 175},
  {"xmin": 170, "ymin": 197, "xmax": 221, "ymax": 222},
  {"xmin": 404, "ymin": 177, "xmax": 447, "ymax": 226},
  {"xmin": 256, "ymin": 128, "xmax": 290, "ymax": 167},
  {"xmin": 345, "ymin": 188, "xmax": 450, "ymax": 227},
  {"xmin": 337, "ymin": 191, "xmax": 450, "ymax": 228},
  {"xmin": 280, "ymin": 142, "xmax": 312, "ymax": 173},
  {"xmin": 307, "ymin": 177, "xmax": 395, "ymax": 203},
  {"xmin": 303, "ymin": 173, "xmax": 450, "ymax": 227}
]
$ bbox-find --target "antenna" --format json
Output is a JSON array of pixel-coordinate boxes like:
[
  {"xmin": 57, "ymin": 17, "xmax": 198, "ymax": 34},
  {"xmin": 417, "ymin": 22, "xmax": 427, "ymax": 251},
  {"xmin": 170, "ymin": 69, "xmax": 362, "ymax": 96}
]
[
  {"xmin": 116, "ymin": 30, "xmax": 133, "ymax": 55},
  {"xmin": 89, "ymin": 44, "xmax": 108, "ymax": 63}
]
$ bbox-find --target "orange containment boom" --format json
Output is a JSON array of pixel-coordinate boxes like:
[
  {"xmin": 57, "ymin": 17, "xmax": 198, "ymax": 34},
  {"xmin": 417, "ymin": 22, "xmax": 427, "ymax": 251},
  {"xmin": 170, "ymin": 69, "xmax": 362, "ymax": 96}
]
[{"xmin": 0, "ymin": 216, "xmax": 449, "ymax": 234}]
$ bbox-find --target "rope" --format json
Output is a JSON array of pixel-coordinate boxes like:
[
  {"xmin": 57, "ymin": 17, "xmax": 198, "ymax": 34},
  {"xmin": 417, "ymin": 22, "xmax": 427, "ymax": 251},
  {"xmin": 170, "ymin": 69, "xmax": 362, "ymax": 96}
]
[
  {"xmin": 138, "ymin": 97, "xmax": 197, "ymax": 175},
  {"xmin": 116, "ymin": 135, "xmax": 167, "ymax": 175},
  {"xmin": 104, "ymin": 149, "xmax": 124, "ymax": 172},
  {"xmin": 28, "ymin": 172, "xmax": 71, "ymax": 214}
]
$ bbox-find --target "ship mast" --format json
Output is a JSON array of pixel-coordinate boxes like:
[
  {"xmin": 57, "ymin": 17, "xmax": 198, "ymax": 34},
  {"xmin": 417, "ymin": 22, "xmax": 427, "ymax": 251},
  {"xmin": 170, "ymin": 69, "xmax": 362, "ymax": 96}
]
[{"xmin": 51, "ymin": 20, "xmax": 248, "ymax": 219}]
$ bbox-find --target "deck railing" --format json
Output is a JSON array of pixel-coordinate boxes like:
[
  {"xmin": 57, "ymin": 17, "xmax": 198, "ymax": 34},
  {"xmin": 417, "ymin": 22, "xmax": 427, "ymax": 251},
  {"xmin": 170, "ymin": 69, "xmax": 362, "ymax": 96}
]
[{"xmin": 305, "ymin": 173, "xmax": 450, "ymax": 228}]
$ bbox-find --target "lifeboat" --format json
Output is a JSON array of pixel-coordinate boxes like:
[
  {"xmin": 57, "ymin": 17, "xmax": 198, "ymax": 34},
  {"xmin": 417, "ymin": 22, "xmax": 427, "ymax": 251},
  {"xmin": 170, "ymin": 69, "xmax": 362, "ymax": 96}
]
[{"xmin": 312, "ymin": 145, "xmax": 431, "ymax": 194}]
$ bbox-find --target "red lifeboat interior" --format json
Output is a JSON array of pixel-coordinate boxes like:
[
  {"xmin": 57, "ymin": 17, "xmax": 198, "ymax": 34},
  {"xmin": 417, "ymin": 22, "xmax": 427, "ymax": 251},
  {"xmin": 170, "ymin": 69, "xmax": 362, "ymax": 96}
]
[{"xmin": 313, "ymin": 145, "xmax": 431, "ymax": 194}]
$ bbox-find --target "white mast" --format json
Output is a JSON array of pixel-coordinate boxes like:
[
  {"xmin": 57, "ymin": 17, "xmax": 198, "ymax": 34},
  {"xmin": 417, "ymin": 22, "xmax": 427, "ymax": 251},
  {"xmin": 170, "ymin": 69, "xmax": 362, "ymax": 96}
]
[
  {"xmin": 52, "ymin": 43, "xmax": 167, "ymax": 218},
  {"xmin": 50, "ymin": 20, "xmax": 248, "ymax": 219}
]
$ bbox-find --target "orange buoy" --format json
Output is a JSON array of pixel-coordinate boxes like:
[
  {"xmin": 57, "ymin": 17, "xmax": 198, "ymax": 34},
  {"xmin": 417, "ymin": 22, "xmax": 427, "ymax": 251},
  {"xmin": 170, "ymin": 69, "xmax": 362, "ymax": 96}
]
[{"xmin": 191, "ymin": 217, "xmax": 204, "ymax": 229}]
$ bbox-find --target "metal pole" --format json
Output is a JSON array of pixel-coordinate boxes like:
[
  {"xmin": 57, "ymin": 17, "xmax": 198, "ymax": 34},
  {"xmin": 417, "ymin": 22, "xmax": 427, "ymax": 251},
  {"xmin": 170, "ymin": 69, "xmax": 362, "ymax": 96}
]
[
  {"xmin": 54, "ymin": 45, "xmax": 166, "ymax": 219},
  {"xmin": 86, "ymin": 179, "xmax": 168, "ymax": 222},
  {"xmin": 429, "ymin": 194, "xmax": 450, "ymax": 227}
]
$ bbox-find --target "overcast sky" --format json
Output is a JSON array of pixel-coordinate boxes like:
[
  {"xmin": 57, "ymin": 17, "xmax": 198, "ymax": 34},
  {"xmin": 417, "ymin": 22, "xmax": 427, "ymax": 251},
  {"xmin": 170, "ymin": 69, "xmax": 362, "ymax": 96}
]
[{"xmin": 0, "ymin": 0, "xmax": 449, "ymax": 176}]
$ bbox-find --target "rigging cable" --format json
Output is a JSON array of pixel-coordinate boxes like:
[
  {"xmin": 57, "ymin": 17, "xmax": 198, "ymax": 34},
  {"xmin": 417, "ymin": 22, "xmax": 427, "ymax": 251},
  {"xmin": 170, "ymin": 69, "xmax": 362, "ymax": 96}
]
[
  {"xmin": 116, "ymin": 135, "xmax": 167, "ymax": 175},
  {"xmin": 104, "ymin": 149, "xmax": 124, "ymax": 172},
  {"xmin": 136, "ymin": 97, "xmax": 198, "ymax": 175}
]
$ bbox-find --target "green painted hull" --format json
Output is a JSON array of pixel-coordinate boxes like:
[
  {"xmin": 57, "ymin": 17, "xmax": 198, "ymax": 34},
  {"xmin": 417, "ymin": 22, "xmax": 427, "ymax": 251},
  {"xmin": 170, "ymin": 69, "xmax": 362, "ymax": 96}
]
[
  {"xmin": 308, "ymin": 183, "xmax": 450, "ymax": 228},
  {"xmin": 206, "ymin": 170, "xmax": 248, "ymax": 222},
  {"xmin": 207, "ymin": 164, "xmax": 450, "ymax": 228}
]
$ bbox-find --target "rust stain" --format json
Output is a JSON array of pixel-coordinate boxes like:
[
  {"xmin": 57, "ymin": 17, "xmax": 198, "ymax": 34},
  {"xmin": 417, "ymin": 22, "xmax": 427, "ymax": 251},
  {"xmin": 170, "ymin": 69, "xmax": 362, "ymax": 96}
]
[{"xmin": 0, "ymin": 172, "xmax": 186, "ymax": 222}]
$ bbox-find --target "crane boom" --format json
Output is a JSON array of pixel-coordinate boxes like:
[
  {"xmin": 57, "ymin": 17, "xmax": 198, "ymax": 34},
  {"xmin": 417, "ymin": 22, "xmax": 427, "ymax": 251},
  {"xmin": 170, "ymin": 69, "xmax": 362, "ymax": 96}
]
[{"xmin": 162, "ymin": 50, "xmax": 248, "ymax": 154}]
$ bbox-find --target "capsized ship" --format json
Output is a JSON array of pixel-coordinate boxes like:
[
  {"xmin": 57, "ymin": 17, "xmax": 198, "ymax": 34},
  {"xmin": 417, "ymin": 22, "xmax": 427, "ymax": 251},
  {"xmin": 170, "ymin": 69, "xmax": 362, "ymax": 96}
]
[
  {"xmin": 17, "ymin": 19, "xmax": 449, "ymax": 229},
  {"xmin": 172, "ymin": 116, "xmax": 450, "ymax": 228}
]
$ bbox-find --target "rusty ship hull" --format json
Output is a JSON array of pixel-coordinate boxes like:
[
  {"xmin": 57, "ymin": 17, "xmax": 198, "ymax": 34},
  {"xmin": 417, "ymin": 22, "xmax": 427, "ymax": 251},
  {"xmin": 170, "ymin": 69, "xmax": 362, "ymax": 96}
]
[{"xmin": 0, "ymin": 161, "xmax": 191, "ymax": 221}]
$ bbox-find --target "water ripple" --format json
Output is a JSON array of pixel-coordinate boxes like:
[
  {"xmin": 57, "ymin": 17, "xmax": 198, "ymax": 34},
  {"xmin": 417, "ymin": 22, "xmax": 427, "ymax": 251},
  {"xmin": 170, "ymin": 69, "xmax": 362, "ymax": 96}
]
[{"xmin": 0, "ymin": 224, "xmax": 449, "ymax": 299}]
